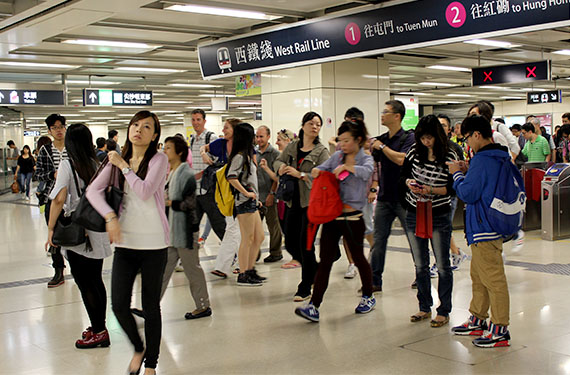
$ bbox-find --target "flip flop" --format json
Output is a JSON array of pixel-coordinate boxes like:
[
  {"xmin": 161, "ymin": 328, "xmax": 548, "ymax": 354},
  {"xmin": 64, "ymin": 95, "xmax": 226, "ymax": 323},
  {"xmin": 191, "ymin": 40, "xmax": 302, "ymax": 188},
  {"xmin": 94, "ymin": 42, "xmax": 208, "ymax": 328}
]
[
  {"xmin": 210, "ymin": 270, "xmax": 227, "ymax": 279},
  {"xmin": 430, "ymin": 316, "xmax": 450, "ymax": 328},
  {"xmin": 281, "ymin": 262, "xmax": 301, "ymax": 269},
  {"xmin": 410, "ymin": 312, "xmax": 431, "ymax": 322}
]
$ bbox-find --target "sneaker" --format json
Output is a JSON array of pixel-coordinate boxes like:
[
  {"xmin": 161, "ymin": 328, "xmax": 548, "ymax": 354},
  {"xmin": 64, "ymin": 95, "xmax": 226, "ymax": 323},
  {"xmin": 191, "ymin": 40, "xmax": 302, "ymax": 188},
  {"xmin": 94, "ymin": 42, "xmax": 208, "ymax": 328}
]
[
  {"xmin": 451, "ymin": 315, "xmax": 489, "ymax": 336},
  {"xmin": 174, "ymin": 261, "xmax": 184, "ymax": 272},
  {"xmin": 344, "ymin": 263, "xmax": 357, "ymax": 279},
  {"xmin": 237, "ymin": 272, "xmax": 262, "ymax": 286},
  {"xmin": 198, "ymin": 237, "xmax": 206, "ymax": 246},
  {"xmin": 355, "ymin": 295, "xmax": 376, "ymax": 314},
  {"xmin": 430, "ymin": 264, "xmax": 438, "ymax": 278},
  {"xmin": 295, "ymin": 303, "xmax": 319, "ymax": 322},
  {"xmin": 451, "ymin": 250, "xmax": 468, "ymax": 271},
  {"xmin": 472, "ymin": 323, "xmax": 511, "ymax": 348},
  {"xmin": 263, "ymin": 254, "xmax": 283, "ymax": 263},
  {"xmin": 293, "ymin": 292, "xmax": 311, "ymax": 302},
  {"xmin": 248, "ymin": 269, "xmax": 267, "ymax": 283},
  {"xmin": 511, "ymin": 230, "xmax": 525, "ymax": 253}
]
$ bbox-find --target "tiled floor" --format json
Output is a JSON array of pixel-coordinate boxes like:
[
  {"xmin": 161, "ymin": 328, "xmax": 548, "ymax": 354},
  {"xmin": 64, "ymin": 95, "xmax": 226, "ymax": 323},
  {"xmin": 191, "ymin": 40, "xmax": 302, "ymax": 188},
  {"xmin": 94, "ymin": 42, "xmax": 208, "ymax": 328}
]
[{"xmin": 2, "ymin": 192, "xmax": 570, "ymax": 374}]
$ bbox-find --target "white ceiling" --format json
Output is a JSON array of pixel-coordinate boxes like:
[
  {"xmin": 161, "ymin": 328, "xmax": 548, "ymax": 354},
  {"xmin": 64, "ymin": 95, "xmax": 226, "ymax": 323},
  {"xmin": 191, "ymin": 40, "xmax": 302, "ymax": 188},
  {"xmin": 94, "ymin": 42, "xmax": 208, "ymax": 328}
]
[{"xmin": 0, "ymin": 0, "xmax": 567, "ymax": 129}]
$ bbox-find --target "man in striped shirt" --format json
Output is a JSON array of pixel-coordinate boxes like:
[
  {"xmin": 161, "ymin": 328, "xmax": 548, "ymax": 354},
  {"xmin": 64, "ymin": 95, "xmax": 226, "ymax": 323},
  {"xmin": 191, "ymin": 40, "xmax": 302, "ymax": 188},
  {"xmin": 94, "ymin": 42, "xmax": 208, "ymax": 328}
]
[{"xmin": 35, "ymin": 114, "xmax": 68, "ymax": 288}]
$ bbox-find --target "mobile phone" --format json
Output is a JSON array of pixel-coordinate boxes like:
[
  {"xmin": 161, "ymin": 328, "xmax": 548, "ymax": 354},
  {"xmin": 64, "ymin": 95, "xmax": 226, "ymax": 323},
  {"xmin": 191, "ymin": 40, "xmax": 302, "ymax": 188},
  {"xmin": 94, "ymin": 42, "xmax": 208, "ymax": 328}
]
[
  {"xmin": 338, "ymin": 170, "xmax": 350, "ymax": 181},
  {"xmin": 410, "ymin": 181, "xmax": 423, "ymax": 188}
]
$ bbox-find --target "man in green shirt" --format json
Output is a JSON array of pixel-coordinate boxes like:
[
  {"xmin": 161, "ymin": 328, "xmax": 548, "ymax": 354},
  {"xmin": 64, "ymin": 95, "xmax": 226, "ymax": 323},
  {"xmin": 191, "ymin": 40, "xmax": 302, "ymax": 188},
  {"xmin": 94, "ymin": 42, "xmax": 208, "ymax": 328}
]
[{"xmin": 521, "ymin": 123, "xmax": 550, "ymax": 162}]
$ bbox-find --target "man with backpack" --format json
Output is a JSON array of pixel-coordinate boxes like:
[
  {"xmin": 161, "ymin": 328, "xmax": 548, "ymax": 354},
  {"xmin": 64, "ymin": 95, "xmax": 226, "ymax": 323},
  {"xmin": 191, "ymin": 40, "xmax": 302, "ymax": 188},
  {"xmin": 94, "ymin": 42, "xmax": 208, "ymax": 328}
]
[
  {"xmin": 447, "ymin": 115, "xmax": 522, "ymax": 348},
  {"xmin": 35, "ymin": 113, "xmax": 68, "ymax": 288},
  {"xmin": 369, "ymin": 100, "xmax": 415, "ymax": 292}
]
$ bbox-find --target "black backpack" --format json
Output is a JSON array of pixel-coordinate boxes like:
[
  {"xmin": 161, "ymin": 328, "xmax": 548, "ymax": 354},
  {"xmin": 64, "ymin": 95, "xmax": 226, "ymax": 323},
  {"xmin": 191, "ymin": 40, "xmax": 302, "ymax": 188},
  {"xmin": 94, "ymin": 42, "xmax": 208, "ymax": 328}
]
[
  {"xmin": 201, "ymin": 162, "xmax": 224, "ymax": 194},
  {"xmin": 191, "ymin": 131, "xmax": 215, "ymax": 148}
]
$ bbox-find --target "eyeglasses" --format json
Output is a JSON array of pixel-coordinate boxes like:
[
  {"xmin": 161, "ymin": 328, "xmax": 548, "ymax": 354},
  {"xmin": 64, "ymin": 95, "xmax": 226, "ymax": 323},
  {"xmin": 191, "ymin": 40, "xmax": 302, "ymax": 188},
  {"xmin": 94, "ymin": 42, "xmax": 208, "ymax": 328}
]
[
  {"xmin": 279, "ymin": 129, "xmax": 290, "ymax": 139},
  {"xmin": 381, "ymin": 110, "xmax": 397, "ymax": 115},
  {"xmin": 464, "ymin": 133, "xmax": 473, "ymax": 142},
  {"xmin": 51, "ymin": 125, "xmax": 66, "ymax": 130}
]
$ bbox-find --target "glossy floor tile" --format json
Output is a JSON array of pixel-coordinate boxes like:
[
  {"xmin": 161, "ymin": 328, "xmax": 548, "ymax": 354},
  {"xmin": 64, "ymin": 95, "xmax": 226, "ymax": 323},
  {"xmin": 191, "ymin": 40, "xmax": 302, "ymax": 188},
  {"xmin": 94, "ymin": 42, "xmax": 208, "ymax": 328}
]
[{"xmin": 1, "ymin": 192, "xmax": 570, "ymax": 374}]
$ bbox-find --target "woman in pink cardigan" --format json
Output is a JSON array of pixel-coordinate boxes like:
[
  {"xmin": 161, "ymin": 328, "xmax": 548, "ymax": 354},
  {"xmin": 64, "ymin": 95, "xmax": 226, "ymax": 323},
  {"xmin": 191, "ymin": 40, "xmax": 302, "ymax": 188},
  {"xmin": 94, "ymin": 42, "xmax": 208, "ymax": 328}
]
[{"xmin": 86, "ymin": 110, "xmax": 168, "ymax": 375}]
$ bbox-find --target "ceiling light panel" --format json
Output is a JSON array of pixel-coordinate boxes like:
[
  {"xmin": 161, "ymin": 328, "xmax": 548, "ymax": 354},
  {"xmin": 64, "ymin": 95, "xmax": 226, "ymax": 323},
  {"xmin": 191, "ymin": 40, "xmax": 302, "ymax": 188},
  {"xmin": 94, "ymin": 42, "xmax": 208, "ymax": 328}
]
[
  {"xmin": 62, "ymin": 39, "xmax": 161, "ymax": 49},
  {"xmin": 427, "ymin": 65, "xmax": 471, "ymax": 72},
  {"xmin": 464, "ymin": 39, "xmax": 521, "ymax": 48},
  {"xmin": 0, "ymin": 61, "xmax": 79, "ymax": 69},
  {"xmin": 115, "ymin": 67, "xmax": 186, "ymax": 73},
  {"xmin": 166, "ymin": 4, "xmax": 280, "ymax": 21}
]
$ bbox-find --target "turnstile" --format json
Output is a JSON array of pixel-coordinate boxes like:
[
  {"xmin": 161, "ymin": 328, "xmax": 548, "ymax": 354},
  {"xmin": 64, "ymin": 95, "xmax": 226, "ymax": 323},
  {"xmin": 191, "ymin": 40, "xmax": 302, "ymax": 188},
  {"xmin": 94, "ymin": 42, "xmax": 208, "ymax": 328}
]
[
  {"xmin": 522, "ymin": 162, "xmax": 548, "ymax": 231},
  {"xmin": 541, "ymin": 164, "xmax": 570, "ymax": 241}
]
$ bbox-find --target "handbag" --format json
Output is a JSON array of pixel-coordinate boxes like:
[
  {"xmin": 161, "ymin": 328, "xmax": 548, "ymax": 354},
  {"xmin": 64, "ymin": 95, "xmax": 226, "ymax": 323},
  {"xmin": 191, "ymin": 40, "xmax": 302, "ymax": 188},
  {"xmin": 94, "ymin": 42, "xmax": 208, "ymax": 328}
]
[
  {"xmin": 73, "ymin": 159, "xmax": 124, "ymax": 232},
  {"xmin": 415, "ymin": 198, "xmax": 433, "ymax": 239},
  {"xmin": 11, "ymin": 179, "xmax": 19, "ymax": 193},
  {"xmin": 52, "ymin": 164, "xmax": 86, "ymax": 247}
]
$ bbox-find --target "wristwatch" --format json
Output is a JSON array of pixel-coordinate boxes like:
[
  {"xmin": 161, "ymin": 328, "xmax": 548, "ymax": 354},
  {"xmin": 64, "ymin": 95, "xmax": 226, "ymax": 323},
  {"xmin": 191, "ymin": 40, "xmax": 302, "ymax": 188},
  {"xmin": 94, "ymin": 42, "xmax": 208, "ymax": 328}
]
[
  {"xmin": 121, "ymin": 167, "xmax": 132, "ymax": 175},
  {"xmin": 300, "ymin": 172, "xmax": 306, "ymax": 179},
  {"xmin": 369, "ymin": 188, "xmax": 378, "ymax": 193},
  {"xmin": 379, "ymin": 144, "xmax": 386, "ymax": 150}
]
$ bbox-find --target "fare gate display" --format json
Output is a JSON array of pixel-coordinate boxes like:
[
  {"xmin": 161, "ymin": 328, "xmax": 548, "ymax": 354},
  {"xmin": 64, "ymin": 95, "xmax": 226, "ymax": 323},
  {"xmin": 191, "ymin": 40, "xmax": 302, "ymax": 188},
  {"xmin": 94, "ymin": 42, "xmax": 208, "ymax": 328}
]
[
  {"xmin": 472, "ymin": 61, "xmax": 550, "ymax": 86},
  {"xmin": 83, "ymin": 89, "xmax": 153, "ymax": 106},
  {"xmin": 198, "ymin": 0, "xmax": 570, "ymax": 79},
  {"xmin": 0, "ymin": 90, "xmax": 64, "ymax": 105}
]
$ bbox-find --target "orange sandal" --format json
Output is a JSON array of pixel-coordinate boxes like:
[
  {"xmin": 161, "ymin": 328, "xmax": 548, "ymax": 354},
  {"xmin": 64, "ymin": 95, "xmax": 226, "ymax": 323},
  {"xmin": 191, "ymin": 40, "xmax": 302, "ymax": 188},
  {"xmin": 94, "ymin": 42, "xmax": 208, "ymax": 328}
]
[{"xmin": 281, "ymin": 261, "xmax": 301, "ymax": 269}]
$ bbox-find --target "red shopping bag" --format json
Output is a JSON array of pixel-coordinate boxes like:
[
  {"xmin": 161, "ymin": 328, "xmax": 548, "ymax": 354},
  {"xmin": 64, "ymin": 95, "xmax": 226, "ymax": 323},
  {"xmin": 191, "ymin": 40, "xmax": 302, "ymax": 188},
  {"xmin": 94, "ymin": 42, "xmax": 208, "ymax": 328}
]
[{"xmin": 415, "ymin": 198, "xmax": 433, "ymax": 239}]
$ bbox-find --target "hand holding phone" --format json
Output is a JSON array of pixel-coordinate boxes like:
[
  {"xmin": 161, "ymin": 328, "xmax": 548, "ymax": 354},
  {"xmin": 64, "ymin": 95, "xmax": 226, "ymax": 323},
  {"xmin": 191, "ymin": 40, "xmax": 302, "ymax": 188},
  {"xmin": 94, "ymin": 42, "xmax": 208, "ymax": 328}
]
[
  {"xmin": 338, "ymin": 170, "xmax": 350, "ymax": 181},
  {"xmin": 410, "ymin": 181, "xmax": 423, "ymax": 189}
]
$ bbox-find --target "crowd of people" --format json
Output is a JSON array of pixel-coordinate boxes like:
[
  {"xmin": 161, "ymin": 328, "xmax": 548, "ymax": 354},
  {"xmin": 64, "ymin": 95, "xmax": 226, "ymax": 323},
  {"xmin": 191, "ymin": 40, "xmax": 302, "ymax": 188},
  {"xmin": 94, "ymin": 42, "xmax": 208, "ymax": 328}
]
[{"xmin": 17, "ymin": 100, "xmax": 562, "ymax": 373}]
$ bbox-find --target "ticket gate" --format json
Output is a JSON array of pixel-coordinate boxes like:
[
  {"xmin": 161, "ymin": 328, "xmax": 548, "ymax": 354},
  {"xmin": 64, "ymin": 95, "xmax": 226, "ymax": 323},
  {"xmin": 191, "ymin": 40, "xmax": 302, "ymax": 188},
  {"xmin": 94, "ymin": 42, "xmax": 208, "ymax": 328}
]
[
  {"xmin": 522, "ymin": 162, "xmax": 548, "ymax": 231},
  {"xmin": 541, "ymin": 164, "xmax": 570, "ymax": 241}
]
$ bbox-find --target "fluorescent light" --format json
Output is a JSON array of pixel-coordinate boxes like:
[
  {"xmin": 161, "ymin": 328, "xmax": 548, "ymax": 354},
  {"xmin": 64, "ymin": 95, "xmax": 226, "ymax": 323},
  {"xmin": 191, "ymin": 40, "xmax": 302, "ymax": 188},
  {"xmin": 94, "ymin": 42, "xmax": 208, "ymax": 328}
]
[
  {"xmin": 27, "ymin": 117, "xmax": 49, "ymax": 120},
  {"xmin": 500, "ymin": 96, "xmax": 525, "ymax": 100},
  {"xmin": 0, "ymin": 61, "xmax": 78, "ymax": 69},
  {"xmin": 446, "ymin": 94, "xmax": 473, "ymax": 97},
  {"xmin": 118, "ymin": 114, "xmax": 134, "ymax": 117},
  {"xmin": 80, "ymin": 110, "xmax": 113, "ymax": 113},
  {"xmin": 419, "ymin": 82, "xmax": 457, "ymax": 87},
  {"xmin": 115, "ymin": 67, "xmax": 185, "ymax": 73},
  {"xmin": 397, "ymin": 92, "xmax": 433, "ymax": 96},
  {"xmin": 231, "ymin": 101, "xmax": 261, "ymax": 105},
  {"xmin": 362, "ymin": 74, "xmax": 390, "ymax": 79},
  {"xmin": 71, "ymin": 99, "xmax": 83, "ymax": 102},
  {"xmin": 67, "ymin": 80, "xmax": 119, "ymax": 85},
  {"xmin": 88, "ymin": 117, "xmax": 111, "ymax": 120},
  {"xmin": 199, "ymin": 94, "xmax": 236, "ymax": 97},
  {"xmin": 59, "ymin": 114, "xmax": 82, "ymax": 117},
  {"xmin": 553, "ymin": 50, "xmax": 570, "ymax": 56},
  {"xmin": 165, "ymin": 113, "xmax": 184, "ymax": 117},
  {"xmin": 62, "ymin": 39, "xmax": 160, "ymax": 49},
  {"xmin": 186, "ymin": 106, "xmax": 211, "ymax": 109},
  {"xmin": 168, "ymin": 83, "xmax": 221, "ymax": 88},
  {"xmin": 480, "ymin": 85, "xmax": 507, "ymax": 90},
  {"xmin": 87, "ymin": 122, "xmax": 107, "ymax": 125},
  {"xmin": 153, "ymin": 110, "xmax": 177, "ymax": 113},
  {"xmin": 437, "ymin": 101, "xmax": 464, "ymax": 104},
  {"xmin": 427, "ymin": 65, "xmax": 471, "ymax": 72},
  {"xmin": 464, "ymin": 39, "xmax": 520, "ymax": 49},
  {"xmin": 166, "ymin": 4, "xmax": 280, "ymax": 20},
  {"xmin": 391, "ymin": 82, "xmax": 420, "ymax": 86},
  {"xmin": 236, "ymin": 107, "xmax": 262, "ymax": 110},
  {"xmin": 154, "ymin": 100, "xmax": 192, "ymax": 104}
]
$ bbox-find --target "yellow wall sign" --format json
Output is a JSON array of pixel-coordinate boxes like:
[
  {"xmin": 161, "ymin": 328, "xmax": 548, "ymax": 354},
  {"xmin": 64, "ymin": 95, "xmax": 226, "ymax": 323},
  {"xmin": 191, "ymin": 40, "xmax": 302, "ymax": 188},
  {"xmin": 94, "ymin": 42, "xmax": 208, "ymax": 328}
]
[{"xmin": 236, "ymin": 73, "xmax": 261, "ymax": 97}]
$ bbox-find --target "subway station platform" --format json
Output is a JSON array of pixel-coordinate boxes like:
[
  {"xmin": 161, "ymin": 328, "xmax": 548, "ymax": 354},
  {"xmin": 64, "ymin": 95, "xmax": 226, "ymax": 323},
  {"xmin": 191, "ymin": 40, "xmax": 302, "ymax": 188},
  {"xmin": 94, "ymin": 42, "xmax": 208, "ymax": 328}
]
[{"xmin": 1, "ymin": 193, "xmax": 570, "ymax": 374}]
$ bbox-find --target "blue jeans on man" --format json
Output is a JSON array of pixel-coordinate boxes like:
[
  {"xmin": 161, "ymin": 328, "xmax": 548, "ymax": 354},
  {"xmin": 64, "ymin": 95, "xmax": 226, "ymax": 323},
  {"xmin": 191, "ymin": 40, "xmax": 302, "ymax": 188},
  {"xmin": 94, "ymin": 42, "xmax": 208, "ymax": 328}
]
[
  {"xmin": 405, "ymin": 211, "xmax": 453, "ymax": 317},
  {"xmin": 370, "ymin": 201, "xmax": 412, "ymax": 288}
]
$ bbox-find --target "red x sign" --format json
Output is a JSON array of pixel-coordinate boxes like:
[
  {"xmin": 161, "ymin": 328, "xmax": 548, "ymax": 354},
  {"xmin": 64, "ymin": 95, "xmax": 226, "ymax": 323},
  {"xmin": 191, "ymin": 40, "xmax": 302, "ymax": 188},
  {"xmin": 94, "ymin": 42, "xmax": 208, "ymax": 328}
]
[
  {"xmin": 483, "ymin": 71, "xmax": 493, "ymax": 82},
  {"xmin": 526, "ymin": 66, "xmax": 537, "ymax": 78}
]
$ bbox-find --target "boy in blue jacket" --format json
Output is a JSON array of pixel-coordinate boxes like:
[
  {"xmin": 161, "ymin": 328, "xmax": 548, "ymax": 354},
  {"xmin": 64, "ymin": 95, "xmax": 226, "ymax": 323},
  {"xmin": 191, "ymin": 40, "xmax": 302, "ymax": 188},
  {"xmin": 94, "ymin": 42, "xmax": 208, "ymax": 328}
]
[{"xmin": 447, "ymin": 115, "xmax": 511, "ymax": 348}]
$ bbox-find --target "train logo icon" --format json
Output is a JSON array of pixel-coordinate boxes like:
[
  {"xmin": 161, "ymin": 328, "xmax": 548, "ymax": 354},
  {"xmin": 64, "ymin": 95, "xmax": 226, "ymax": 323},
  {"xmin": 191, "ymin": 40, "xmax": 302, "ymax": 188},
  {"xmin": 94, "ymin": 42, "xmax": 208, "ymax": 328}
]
[{"xmin": 217, "ymin": 47, "xmax": 232, "ymax": 73}]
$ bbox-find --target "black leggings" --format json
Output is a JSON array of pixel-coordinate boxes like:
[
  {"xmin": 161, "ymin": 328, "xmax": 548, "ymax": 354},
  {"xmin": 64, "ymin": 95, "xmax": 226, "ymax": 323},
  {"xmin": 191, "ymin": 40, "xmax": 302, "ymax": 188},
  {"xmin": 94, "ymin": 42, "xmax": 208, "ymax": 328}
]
[
  {"xmin": 44, "ymin": 200, "xmax": 64, "ymax": 269},
  {"xmin": 285, "ymin": 206, "xmax": 318, "ymax": 296},
  {"xmin": 112, "ymin": 248, "xmax": 167, "ymax": 369},
  {"xmin": 66, "ymin": 250, "xmax": 107, "ymax": 332},
  {"xmin": 312, "ymin": 217, "xmax": 373, "ymax": 308}
]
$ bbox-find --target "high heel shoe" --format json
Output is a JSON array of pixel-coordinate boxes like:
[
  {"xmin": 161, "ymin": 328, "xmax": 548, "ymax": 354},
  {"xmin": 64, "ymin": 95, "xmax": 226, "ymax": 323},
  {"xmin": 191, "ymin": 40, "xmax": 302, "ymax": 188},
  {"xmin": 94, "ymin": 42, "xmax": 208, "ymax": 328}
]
[{"xmin": 128, "ymin": 350, "xmax": 145, "ymax": 375}]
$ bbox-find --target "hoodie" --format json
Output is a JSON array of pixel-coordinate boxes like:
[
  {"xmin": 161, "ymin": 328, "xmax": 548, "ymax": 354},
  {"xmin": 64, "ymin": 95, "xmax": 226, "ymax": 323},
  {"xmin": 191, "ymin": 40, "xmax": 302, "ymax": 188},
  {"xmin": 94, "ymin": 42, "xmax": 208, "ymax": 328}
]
[{"xmin": 452, "ymin": 143, "xmax": 510, "ymax": 245}]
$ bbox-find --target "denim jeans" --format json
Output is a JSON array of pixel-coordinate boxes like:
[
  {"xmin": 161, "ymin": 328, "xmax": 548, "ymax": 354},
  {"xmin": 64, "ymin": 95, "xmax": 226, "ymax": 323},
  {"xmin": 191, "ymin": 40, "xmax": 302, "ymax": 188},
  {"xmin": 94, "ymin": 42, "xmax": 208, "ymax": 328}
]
[
  {"xmin": 370, "ymin": 201, "xmax": 411, "ymax": 287},
  {"xmin": 405, "ymin": 211, "xmax": 453, "ymax": 316},
  {"xmin": 18, "ymin": 172, "xmax": 32, "ymax": 197}
]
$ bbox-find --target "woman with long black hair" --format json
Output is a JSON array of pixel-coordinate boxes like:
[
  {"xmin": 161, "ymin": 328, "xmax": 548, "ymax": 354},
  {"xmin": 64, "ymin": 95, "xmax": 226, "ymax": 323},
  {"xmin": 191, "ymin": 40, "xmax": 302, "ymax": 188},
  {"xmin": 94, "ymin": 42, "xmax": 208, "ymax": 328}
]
[
  {"xmin": 226, "ymin": 122, "xmax": 266, "ymax": 286},
  {"xmin": 86, "ymin": 111, "xmax": 168, "ymax": 375},
  {"xmin": 400, "ymin": 114, "xmax": 459, "ymax": 328},
  {"xmin": 274, "ymin": 112, "xmax": 330, "ymax": 301},
  {"xmin": 46, "ymin": 123, "xmax": 112, "ymax": 348}
]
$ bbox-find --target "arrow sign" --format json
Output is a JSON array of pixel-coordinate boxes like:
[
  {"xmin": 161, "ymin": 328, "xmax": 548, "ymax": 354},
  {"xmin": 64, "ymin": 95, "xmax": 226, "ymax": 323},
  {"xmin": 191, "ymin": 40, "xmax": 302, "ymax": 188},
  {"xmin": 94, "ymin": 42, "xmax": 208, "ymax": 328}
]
[{"xmin": 89, "ymin": 92, "xmax": 97, "ymax": 103}]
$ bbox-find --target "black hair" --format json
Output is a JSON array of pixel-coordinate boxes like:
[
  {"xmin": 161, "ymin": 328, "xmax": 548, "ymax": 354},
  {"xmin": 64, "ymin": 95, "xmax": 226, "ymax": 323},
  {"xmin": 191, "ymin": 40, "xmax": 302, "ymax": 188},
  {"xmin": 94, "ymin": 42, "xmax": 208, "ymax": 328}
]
[
  {"xmin": 121, "ymin": 110, "xmax": 161, "ymax": 181},
  {"xmin": 45, "ymin": 114, "xmax": 66, "ymax": 129},
  {"xmin": 386, "ymin": 100, "xmax": 406, "ymax": 120},
  {"xmin": 108, "ymin": 129, "xmax": 118, "ymax": 139},
  {"xmin": 461, "ymin": 115, "xmax": 493, "ymax": 139},
  {"xmin": 36, "ymin": 136, "xmax": 51, "ymax": 153},
  {"xmin": 191, "ymin": 109, "xmax": 206, "ymax": 119},
  {"xmin": 96, "ymin": 137, "xmax": 106, "ymax": 149},
  {"xmin": 106, "ymin": 138, "xmax": 117, "ymax": 151},
  {"xmin": 437, "ymin": 114, "xmax": 451, "ymax": 127},
  {"xmin": 165, "ymin": 136, "xmax": 189, "ymax": 162},
  {"xmin": 414, "ymin": 115, "xmax": 449, "ymax": 165},
  {"xmin": 468, "ymin": 101, "xmax": 494, "ymax": 123},
  {"xmin": 21, "ymin": 145, "xmax": 31, "ymax": 155},
  {"xmin": 511, "ymin": 124, "xmax": 522, "ymax": 131},
  {"xmin": 560, "ymin": 124, "xmax": 570, "ymax": 136},
  {"xmin": 65, "ymin": 124, "xmax": 98, "ymax": 184},
  {"xmin": 6, "ymin": 140, "xmax": 14, "ymax": 146},
  {"xmin": 298, "ymin": 111, "xmax": 322, "ymax": 147},
  {"xmin": 563, "ymin": 113, "xmax": 570, "ymax": 122},
  {"xmin": 337, "ymin": 119, "xmax": 369, "ymax": 147},
  {"xmin": 522, "ymin": 123, "xmax": 535, "ymax": 133},
  {"xmin": 344, "ymin": 107, "xmax": 364, "ymax": 121},
  {"xmin": 495, "ymin": 117, "xmax": 505, "ymax": 124},
  {"xmin": 228, "ymin": 122, "xmax": 255, "ymax": 179}
]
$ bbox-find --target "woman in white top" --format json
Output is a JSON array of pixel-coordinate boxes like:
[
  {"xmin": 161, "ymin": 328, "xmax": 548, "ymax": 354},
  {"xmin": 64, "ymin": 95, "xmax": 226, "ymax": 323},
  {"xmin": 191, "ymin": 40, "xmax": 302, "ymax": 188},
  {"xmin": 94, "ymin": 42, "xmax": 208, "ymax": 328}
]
[
  {"xmin": 86, "ymin": 111, "xmax": 168, "ymax": 375},
  {"xmin": 46, "ymin": 123, "xmax": 112, "ymax": 349}
]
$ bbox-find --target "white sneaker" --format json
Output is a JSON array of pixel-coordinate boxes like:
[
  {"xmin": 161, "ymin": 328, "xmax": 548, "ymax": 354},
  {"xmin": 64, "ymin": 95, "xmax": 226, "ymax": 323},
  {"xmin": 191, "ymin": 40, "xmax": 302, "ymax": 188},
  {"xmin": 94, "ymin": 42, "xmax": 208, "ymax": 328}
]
[
  {"xmin": 344, "ymin": 263, "xmax": 357, "ymax": 279},
  {"xmin": 174, "ymin": 260, "xmax": 184, "ymax": 272},
  {"xmin": 429, "ymin": 264, "xmax": 438, "ymax": 278},
  {"xmin": 511, "ymin": 230, "xmax": 524, "ymax": 254},
  {"xmin": 451, "ymin": 250, "xmax": 468, "ymax": 270}
]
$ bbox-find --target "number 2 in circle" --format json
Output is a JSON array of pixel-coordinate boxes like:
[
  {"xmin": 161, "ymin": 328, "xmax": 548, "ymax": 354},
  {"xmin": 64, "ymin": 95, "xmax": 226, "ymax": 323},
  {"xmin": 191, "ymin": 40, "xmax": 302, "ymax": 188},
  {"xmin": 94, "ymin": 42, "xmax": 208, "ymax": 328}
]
[{"xmin": 445, "ymin": 2, "xmax": 466, "ymax": 28}]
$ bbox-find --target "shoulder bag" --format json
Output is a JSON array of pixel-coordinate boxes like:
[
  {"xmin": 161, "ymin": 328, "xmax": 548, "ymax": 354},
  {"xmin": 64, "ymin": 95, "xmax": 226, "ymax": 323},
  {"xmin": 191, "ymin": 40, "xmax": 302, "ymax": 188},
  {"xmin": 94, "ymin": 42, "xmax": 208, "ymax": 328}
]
[{"xmin": 52, "ymin": 163, "xmax": 86, "ymax": 247}]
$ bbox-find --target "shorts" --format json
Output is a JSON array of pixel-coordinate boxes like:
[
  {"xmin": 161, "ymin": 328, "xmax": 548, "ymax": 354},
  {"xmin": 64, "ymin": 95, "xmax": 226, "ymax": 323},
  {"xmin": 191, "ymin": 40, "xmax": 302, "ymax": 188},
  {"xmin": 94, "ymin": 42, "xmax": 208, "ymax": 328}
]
[
  {"xmin": 235, "ymin": 198, "xmax": 258, "ymax": 215},
  {"xmin": 362, "ymin": 201, "xmax": 374, "ymax": 236}
]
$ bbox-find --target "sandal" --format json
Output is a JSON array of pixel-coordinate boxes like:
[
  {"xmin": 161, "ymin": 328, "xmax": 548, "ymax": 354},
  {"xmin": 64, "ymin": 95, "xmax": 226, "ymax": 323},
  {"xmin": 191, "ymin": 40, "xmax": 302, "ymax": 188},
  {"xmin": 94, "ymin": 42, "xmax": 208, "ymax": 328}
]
[
  {"xmin": 410, "ymin": 312, "xmax": 431, "ymax": 322},
  {"xmin": 232, "ymin": 268, "xmax": 240, "ymax": 274},
  {"xmin": 281, "ymin": 261, "xmax": 301, "ymax": 269},
  {"xmin": 430, "ymin": 315, "xmax": 450, "ymax": 328},
  {"xmin": 210, "ymin": 270, "xmax": 227, "ymax": 279}
]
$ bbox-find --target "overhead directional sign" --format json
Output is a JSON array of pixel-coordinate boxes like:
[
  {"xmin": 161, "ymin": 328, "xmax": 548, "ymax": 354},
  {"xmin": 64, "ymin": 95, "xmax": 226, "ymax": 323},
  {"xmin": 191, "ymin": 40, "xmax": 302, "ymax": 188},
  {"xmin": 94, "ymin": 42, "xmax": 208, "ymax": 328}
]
[
  {"xmin": 198, "ymin": 0, "xmax": 570, "ymax": 79},
  {"xmin": 527, "ymin": 90, "xmax": 562, "ymax": 105},
  {"xmin": 472, "ymin": 61, "xmax": 550, "ymax": 86},
  {"xmin": 0, "ymin": 90, "xmax": 64, "ymax": 105},
  {"xmin": 83, "ymin": 89, "xmax": 152, "ymax": 106}
]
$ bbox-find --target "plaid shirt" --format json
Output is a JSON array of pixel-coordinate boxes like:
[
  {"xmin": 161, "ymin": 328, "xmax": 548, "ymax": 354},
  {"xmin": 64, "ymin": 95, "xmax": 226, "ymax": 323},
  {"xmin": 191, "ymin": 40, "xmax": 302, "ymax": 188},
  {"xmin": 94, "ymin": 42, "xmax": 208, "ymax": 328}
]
[{"xmin": 35, "ymin": 144, "xmax": 67, "ymax": 198}]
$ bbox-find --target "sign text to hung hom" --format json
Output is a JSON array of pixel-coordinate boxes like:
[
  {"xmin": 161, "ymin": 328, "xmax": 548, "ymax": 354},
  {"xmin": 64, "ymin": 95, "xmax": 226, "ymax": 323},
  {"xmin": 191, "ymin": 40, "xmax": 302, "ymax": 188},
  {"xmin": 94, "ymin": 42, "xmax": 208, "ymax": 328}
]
[
  {"xmin": 472, "ymin": 60, "xmax": 550, "ymax": 86},
  {"xmin": 83, "ymin": 89, "xmax": 153, "ymax": 106},
  {"xmin": 198, "ymin": 1, "xmax": 570, "ymax": 79}
]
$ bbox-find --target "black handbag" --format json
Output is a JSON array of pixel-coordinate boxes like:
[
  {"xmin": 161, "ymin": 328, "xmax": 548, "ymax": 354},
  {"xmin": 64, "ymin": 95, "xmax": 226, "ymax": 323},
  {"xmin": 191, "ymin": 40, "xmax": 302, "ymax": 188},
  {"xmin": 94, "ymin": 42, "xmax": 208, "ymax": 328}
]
[
  {"xmin": 276, "ymin": 174, "xmax": 296, "ymax": 201},
  {"xmin": 52, "ymin": 164, "xmax": 86, "ymax": 247},
  {"xmin": 73, "ymin": 159, "xmax": 124, "ymax": 232}
]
